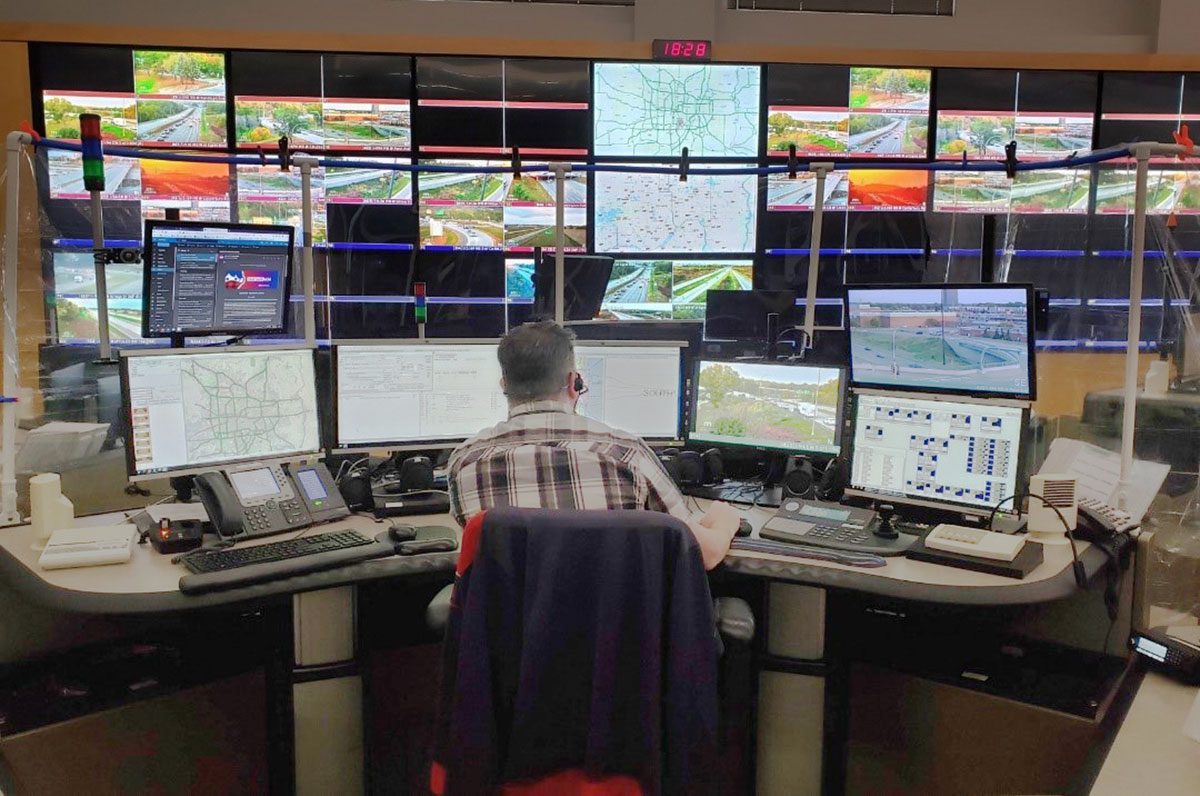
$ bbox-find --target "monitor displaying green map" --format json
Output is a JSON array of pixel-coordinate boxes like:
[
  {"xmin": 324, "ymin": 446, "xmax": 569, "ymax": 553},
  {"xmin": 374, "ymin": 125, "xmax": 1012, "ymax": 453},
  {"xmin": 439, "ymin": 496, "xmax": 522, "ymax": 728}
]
[{"xmin": 593, "ymin": 63, "xmax": 761, "ymax": 158}]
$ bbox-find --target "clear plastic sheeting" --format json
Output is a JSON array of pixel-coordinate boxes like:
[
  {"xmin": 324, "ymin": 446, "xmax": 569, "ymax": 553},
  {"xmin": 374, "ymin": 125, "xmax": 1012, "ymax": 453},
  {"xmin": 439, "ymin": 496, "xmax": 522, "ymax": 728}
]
[{"xmin": 0, "ymin": 139, "xmax": 1196, "ymax": 571}]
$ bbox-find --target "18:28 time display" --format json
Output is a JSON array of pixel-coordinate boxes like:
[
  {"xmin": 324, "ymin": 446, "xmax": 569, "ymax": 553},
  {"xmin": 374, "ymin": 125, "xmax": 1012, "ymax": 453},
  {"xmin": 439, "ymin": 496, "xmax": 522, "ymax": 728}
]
[{"xmin": 651, "ymin": 39, "xmax": 712, "ymax": 61}]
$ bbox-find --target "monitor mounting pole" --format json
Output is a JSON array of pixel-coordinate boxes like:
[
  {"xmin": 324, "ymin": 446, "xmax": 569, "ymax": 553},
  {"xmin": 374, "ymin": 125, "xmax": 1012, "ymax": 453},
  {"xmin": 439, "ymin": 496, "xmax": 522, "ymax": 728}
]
[
  {"xmin": 803, "ymin": 162, "xmax": 835, "ymax": 352},
  {"xmin": 550, "ymin": 162, "xmax": 571, "ymax": 325},
  {"xmin": 1118, "ymin": 141, "xmax": 1187, "ymax": 509},
  {"xmin": 1, "ymin": 131, "xmax": 32, "ymax": 527},
  {"xmin": 294, "ymin": 154, "xmax": 318, "ymax": 347}
]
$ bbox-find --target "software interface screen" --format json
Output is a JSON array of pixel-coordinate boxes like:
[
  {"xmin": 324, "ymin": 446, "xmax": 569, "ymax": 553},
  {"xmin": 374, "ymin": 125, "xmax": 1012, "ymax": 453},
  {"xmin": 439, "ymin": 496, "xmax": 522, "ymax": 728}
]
[
  {"xmin": 574, "ymin": 345, "xmax": 682, "ymax": 439},
  {"xmin": 850, "ymin": 393, "xmax": 1023, "ymax": 512},
  {"xmin": 690, "ymin": 361, "xmax": 842, "ymax": 455},
  {"xmin": 846, "ymin": 287, "xmax": 1032, "ymax": 397},
  {"xmin": 126, "ymin": 348, "xmax": 319, "ymax": 476},
  {"xmin": 336, "ymin": 344, "xmax": 507, "ymax": 446},
  {"xmin": 145, "ymin": 225, "xmax": 292, "ymax": 336}
]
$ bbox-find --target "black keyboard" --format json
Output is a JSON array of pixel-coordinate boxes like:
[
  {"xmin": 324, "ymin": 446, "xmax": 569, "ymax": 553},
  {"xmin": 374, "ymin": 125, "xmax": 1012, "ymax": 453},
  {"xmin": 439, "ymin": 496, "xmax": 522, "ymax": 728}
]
[{"xmin": 181, "ymin": 530, "xmax": 374, "ymax": 574}]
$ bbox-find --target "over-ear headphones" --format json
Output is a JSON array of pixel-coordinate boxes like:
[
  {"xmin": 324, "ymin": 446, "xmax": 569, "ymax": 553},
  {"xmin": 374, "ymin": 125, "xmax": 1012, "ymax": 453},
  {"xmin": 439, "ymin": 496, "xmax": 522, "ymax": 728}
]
[{"xmin": 816, "ymin": 456, "xmax": 849, "ymax": 501}]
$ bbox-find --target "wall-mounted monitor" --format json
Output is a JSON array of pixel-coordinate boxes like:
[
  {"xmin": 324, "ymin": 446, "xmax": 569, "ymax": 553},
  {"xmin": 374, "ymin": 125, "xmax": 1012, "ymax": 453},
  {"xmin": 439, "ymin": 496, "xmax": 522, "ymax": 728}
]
[
  {"xmin": 845, "ymin": 283, "xmax": 1036, "ymax": 400},
  {"xmin": 142, "ymin": 220, "xmax": 294, "ymax": 338}
]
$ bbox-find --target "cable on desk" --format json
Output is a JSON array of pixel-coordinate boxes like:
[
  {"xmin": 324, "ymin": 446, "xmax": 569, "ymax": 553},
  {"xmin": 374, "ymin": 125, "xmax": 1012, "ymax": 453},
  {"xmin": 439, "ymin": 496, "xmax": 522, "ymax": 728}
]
[{"xmin": 988, "ymin": 492, "xmax": 1085, "ymax": 587}]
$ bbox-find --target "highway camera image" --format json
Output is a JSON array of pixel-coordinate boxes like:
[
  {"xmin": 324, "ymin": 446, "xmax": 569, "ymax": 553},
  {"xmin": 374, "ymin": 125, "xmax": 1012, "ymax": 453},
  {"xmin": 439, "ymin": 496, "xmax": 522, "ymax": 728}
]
[
  {"xmin": 52, "ymin": 252, "xmax": 144, "ymax": 342},
  {"xmin": 692, "ymin": 362, "xmax": 841, "ymax": 454},
  {"xmin": 847, "ymin": 287, "xmax": 1031, "ymax": 396},
  {"xmin": 599, "ymin": 261, "xmax": 752, "ymax": 320}
]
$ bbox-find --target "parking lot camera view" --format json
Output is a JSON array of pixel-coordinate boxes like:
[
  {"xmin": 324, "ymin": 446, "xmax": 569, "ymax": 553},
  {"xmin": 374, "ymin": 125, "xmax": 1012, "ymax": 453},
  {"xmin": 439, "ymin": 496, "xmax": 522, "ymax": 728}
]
[
  {"xmin": 847, "ymin": 287, "xmax": 1032, "ymax": 396},
  {"xmin": 691, "ymin": 361, "xmax": 842, "ymax": 454}
]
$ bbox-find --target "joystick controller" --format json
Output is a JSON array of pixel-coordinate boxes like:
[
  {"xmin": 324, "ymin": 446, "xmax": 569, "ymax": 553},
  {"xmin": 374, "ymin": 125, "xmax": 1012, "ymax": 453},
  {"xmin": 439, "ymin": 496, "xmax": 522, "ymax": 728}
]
[{"xmin": 874, "ymin": 503, "xmax": 898, "ymax": 540}]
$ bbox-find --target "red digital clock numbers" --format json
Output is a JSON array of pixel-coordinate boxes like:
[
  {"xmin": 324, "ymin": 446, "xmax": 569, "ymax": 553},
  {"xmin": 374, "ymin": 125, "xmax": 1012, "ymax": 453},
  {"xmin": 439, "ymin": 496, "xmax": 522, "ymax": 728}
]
[{"xmin": 651, "ymin": 39, "xmax": 712, "ymax": 62}]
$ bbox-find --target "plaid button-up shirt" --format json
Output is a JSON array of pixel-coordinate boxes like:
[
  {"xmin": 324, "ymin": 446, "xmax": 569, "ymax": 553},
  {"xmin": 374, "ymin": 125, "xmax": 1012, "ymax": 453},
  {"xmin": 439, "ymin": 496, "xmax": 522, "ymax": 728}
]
[{"xmin": 447, "ymin": 400, "xmax": 691, "ymax": 528}]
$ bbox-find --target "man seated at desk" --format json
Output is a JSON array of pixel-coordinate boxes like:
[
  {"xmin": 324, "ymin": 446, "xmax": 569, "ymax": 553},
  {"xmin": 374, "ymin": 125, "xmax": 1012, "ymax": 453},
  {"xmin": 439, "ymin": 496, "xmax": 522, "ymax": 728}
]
[{"xmin": 447, "ymin": 321, "xmax": 737, "ymax": 568}]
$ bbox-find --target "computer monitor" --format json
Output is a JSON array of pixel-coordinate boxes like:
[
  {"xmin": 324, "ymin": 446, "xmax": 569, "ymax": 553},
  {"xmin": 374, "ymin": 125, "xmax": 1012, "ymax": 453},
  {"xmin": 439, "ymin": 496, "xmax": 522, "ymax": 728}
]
[
  {"xmin": 846, "ymin": 391, "xmax": 1026, "ymax": 517},
  {"xmin": 120, "ymin": 346, "xmax": 321, "ymax": 479},
  {"xmin": 705, "ymin": 289, "xmax": 799, "ymax": 342},
  {"xmin": 333, "ymin": 341, "xmax": 507, "ymax": 450},
  {"xmin": 688, "ymin": 359, "xmax": 844, "ymax": 456},
  {"xmin": 845, "ymin": 283, "xmax": 1037, "ymax": 400},
  {"xmin": 142, "ymin": 220, "xmax": 295, "ymax": 338},
  {"xmin": 574, "ymin": 342, "xmax": 685, "ymax": 441},
  {"xmin": 532, "ymin": 254, "xmax": 615, "ymax": 321}
]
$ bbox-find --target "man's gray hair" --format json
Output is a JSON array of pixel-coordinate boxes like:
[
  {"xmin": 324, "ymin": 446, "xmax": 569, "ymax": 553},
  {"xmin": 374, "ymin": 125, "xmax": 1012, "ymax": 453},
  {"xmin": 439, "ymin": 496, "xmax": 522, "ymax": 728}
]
[{"xmin": 498, "ymin": 321, "xmax": 576, "ymax": 403}]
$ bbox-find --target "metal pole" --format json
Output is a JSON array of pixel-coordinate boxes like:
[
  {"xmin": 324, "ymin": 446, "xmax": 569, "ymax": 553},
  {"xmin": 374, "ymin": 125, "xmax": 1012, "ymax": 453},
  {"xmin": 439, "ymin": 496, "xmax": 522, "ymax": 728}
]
[
  {"xmin": 803, "ymin": 163, "xmax": 834, "ymax": 349},
  {"xmin": 90, "ymin": 190, "xmax": 112, "ymax": 361},
  {"xmin": 295, "ymin": 155, "xmax": 317, "ymax": 347},
  {"xmin": 1118, "ymin": 146, "xmax": 1153, "ymax": 508},
  {"xmin": 551, "ymin": 163, "xmax": 571, "ymax": 326},
  {"xmin": 2, "ymin": 131, "xmax": 32, "ymax": 526}
]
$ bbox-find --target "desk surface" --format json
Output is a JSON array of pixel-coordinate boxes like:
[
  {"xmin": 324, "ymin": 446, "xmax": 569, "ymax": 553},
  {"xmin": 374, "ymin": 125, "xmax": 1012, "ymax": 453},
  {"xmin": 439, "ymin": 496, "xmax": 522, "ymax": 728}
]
[
  {"xmin": 0, "ymin": 509, "xmax": 460, "ymax": 614},
  {"xmin": 1092, "ymin": 671, "xmax": 1200, "ymax": 795},
  {"xmin": 721, "ymin": 505, "xmax": 1107, "ymax": 605},
  {"xmin": 0, "ymin": 502, "xmax": 1110, "ymax": 614}
]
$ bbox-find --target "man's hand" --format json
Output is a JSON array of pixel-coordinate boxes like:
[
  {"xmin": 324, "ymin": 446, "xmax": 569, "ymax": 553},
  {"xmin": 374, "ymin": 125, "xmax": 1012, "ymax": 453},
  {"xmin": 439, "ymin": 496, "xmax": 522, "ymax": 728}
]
[{"xmin": 689, "ymin": 501, "xmax": 739, "ymax": 570}]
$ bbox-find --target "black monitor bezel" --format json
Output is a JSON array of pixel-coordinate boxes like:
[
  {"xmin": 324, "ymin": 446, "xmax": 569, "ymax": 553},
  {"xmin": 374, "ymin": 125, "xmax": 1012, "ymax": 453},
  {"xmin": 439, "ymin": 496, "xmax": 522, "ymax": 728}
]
[
  {"xmin": 844, "ymin": 390, "xmax": 1031, "ymax": 519},
  {"xmin": 119, "ymin": 345, "xmax": 322, "ymax": 480},
  {"xmin": 141, "ymin": 219, "xmax": 296, "ymax": 339},
  {"xmin": 686, "ymin": 356, "xmax": 846, "ymax": 457},
  {"xmin": 843, "ymin": 282, "xmax": 1038, "ymax": 401}
]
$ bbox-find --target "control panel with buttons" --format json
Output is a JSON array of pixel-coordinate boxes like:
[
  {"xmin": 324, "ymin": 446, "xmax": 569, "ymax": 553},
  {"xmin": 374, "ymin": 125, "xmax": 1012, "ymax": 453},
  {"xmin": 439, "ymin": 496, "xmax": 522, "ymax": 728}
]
[{"xmin": 759, "ymin": 498, "xmax": 917, "ymax": 557}]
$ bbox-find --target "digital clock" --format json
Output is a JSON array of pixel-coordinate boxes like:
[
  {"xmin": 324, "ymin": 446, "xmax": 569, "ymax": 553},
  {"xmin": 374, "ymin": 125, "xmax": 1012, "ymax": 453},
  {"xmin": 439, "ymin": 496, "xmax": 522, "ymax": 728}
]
[{"xmin": 651, "ymin": 39, "xmax": 712, "ymax": 62}]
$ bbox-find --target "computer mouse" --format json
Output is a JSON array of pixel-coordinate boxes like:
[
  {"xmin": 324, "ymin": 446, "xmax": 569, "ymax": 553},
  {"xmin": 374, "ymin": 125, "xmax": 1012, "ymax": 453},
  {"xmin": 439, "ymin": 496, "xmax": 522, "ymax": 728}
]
[
  {"xmin": 737, "ymin": 518, "xmax": 753, "ymax": 538},
  {"xmin": 388, "ymin": 523, "xmax": 418, "ymax": 542}
]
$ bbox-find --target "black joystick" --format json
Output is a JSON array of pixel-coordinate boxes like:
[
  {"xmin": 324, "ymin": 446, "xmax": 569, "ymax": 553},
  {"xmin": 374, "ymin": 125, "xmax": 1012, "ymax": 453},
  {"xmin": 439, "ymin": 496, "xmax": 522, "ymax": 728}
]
[{"xmin": 874, "ymin": 503, "xmax": 898, "ymax": 540}]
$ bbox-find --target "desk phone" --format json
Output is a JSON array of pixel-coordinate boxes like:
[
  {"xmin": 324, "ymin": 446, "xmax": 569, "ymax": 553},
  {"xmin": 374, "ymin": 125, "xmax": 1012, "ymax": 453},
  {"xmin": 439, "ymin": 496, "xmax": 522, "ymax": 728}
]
[
  {"xmin": 760, "ymin": 498, "xmax": 917, "ymax": 557},
  {"xmin": 194, "ymin": 460, "xmax": 349, "ymax": 540}
]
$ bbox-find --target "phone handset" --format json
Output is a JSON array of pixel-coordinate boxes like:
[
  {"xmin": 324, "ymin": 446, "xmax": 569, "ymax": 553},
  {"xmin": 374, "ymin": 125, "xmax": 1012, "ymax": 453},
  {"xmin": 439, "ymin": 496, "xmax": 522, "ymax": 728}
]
[{"xmin": 194, "ymin": 472, "xmax": 246, "ymax": 539}]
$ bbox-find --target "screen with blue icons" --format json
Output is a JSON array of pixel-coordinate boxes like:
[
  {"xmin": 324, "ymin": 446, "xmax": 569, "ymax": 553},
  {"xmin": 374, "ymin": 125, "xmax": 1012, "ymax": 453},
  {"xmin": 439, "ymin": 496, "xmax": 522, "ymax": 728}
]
[{"xmin": 849, "ymin": 393, "xmax": 1024, "ymax": 514}]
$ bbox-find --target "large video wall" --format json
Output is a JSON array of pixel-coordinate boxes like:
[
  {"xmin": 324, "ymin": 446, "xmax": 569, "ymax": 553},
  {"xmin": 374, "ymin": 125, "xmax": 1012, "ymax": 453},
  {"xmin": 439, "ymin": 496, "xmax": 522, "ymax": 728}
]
[{"xmin": 30, "ymin": 45, "xmax": 1200, "ymax": 346}]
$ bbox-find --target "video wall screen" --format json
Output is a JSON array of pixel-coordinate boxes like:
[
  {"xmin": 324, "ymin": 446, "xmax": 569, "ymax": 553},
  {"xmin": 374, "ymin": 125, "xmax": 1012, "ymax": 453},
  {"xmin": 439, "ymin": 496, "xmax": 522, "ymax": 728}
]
[
  {"xmin": 418, "ymin": 161, "xmax": 587, "ymax": 252},
  {"xmin": 766, "ymin": 66, "xmax": 931, "ymax": 160},
  {"xmin": 594, "ymin": 166, "xmax": 757, "ymax": 253},
  {"xmin": 597, "ymin": 259, "xmax": 753, "ymax": 320},
  {"xmin": 51, "ymin": 250, "xmax": 145, "ymax": 343},
  {"xmin": 594, "ymin": 63, "xmax": 761, "ymax": 158}
]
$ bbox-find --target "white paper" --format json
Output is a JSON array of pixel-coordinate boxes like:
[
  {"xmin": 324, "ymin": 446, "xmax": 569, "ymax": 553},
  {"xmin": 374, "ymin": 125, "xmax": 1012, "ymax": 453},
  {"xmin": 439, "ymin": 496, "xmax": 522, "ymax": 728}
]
[{"xmin": 1039, "ymin": 437, "xmax": 1170, "ymax": 522}]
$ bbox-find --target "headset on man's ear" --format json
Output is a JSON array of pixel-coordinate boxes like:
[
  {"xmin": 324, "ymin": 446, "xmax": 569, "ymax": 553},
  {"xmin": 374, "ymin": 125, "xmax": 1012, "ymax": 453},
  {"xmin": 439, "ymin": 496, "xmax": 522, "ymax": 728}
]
[{"xmin": 574, "ymin": 373, "xmax": 586, "ymax": 395}]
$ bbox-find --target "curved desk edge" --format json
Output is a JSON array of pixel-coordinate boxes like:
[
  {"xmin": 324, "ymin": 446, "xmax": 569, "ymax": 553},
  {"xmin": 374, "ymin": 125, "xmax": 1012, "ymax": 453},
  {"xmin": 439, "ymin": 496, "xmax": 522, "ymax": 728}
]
[
  {"xmin": 720, "ymin": 543, "xmax": 1113, "ymax": 605},
  {"xmin": 0, "ymin": 545, "xmax": 459, "ymax": 615}
]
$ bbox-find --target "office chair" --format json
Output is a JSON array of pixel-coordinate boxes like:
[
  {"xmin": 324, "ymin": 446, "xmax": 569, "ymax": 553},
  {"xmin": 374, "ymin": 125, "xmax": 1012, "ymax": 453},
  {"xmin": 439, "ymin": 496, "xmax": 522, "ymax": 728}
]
[{"xmin": 428, "ymin": 507, "xmax": 754, "ymax": 795}]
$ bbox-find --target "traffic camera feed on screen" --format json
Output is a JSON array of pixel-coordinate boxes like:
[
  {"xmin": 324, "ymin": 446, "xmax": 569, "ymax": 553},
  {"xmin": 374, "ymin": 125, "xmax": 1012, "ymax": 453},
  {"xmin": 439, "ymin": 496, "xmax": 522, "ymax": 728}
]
[{"xmin": 846, "ymin": 286, "xmax": 1033, "ymax": 398}]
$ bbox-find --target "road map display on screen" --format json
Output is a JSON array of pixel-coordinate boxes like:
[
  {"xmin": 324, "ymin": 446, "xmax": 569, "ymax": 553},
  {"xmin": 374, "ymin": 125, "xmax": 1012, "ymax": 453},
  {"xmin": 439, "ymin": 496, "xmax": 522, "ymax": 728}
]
[
  {"xmin": 593, "ymin": 63, "xmax": 760, "ymax": 158},
  {"xmin": 594, "ymin": 167, "xmax": 757, "ymax": 253},
  {"xmin": 846, "ymin": 285, "xmax": 1035, "ymax": 399}
]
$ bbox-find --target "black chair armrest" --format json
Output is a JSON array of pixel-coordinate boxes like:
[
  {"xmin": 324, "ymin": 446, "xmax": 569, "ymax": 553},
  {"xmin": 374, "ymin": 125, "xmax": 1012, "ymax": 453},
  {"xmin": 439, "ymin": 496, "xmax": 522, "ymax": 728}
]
[{"xmin": 713, "ymin": 597, "xmax": 755, "ymax": 645}]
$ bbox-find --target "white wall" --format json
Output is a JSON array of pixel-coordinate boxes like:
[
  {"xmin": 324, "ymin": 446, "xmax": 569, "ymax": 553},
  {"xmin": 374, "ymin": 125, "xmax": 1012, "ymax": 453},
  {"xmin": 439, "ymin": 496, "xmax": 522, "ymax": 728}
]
[{"xmin": 0, "ymin": 0, "xmax": 1192, "ymax": 57}]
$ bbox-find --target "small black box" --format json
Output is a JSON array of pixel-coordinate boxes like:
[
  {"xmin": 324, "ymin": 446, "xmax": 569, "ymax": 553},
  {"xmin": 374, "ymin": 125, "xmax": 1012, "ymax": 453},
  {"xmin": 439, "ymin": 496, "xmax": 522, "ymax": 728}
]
[{"xmin": 150, "ymin": 519, "xmax": 205, "ymax": 554}]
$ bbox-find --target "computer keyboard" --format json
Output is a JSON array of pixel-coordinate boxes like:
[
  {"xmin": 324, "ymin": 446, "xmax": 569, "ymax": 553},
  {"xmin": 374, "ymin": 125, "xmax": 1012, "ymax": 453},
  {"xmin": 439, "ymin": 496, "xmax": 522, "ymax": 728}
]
[
  {"xmin": 177, "ymin": 530, "xmax": 397, "ymax": 595},
  {"xmin": 181, "ymin": 530, "xmax": 375, "ymax": 573}
]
